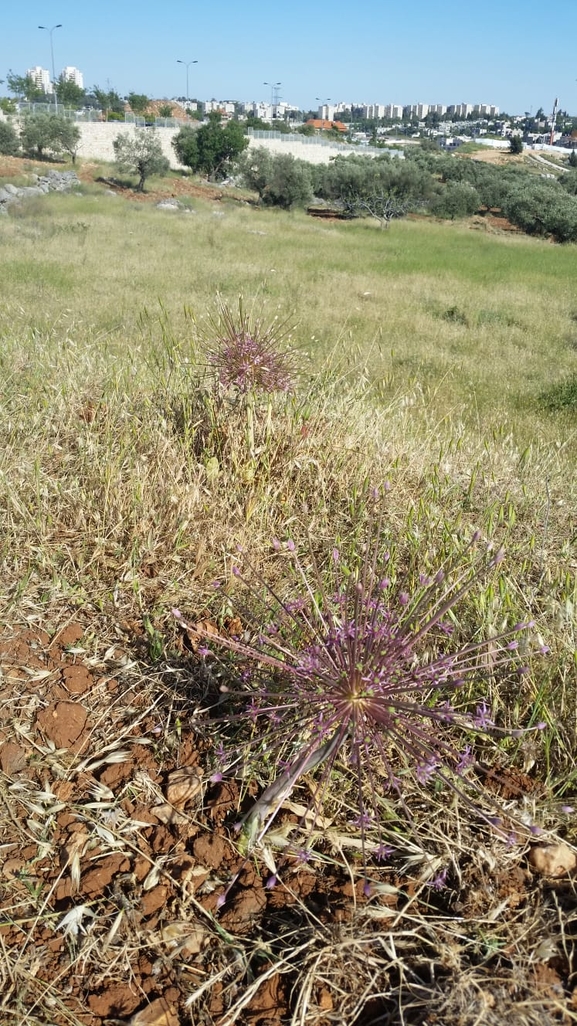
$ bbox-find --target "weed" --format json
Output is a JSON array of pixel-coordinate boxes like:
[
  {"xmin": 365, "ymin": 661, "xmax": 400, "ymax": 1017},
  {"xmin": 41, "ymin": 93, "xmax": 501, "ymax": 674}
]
[{"xmin": 539, "ymin": 374, "xmax": 577, "ymax": 412}]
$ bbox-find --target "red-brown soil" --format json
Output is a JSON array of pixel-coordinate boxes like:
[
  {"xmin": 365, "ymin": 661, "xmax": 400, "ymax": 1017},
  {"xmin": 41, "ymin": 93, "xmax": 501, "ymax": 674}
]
[{"xmin": 1, "ymin": 623, "xmax": 576, "ymax": 1025}]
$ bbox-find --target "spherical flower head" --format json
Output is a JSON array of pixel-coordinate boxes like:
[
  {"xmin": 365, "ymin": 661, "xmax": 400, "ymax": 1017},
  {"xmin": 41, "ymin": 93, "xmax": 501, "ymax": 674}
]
[
  {"xmin": 182, "ymin": 527, "xmax": 544, "ymax": 879},
  {"xmin": 201, "ymin": 297, "xmax": 296, "ymax": 395}
]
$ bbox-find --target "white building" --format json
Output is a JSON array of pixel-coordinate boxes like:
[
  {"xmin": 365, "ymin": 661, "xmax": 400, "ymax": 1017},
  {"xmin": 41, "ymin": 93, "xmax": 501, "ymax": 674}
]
[
  {"xmin": 403, "ymin": 103, "xmax": 429, "ymax": 119},
  {"xmin": 204, "ymin": 100, "xmax": 235, "ymax": 115},
  {"xmin": 61, "ymin": 66, "xmax": 84, "ymax": 89},
  {"xmin": 244, "ymin": 101, "xmax": 274, "ymax": 121},
  {"xmin": 318, "ymin": 104, "xmax": 336, "ymax": 121},
  {"xmin": 384, "ymin": 104, "xmax": 403, "ymax": 119},
  {"xmin": 363, "ymin": 104, "xmax": 386, "ymax": 119},
  {"xmin": 475, "ymin": 104, "xmax": 499, "ymax": 116},
  {"xmin": 26, "ymin": 66, "xmax": 53, "ymax": 94}
]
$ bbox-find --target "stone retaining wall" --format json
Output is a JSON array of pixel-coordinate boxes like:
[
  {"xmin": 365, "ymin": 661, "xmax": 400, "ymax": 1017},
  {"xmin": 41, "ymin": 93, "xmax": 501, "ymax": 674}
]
[
  {"xmin": 0, "ymin": 117, "xmax": 394, "ymax": 173},
  {"xmin": 73, "ymin": 123, "xmax": 381, "ymax": 168}
]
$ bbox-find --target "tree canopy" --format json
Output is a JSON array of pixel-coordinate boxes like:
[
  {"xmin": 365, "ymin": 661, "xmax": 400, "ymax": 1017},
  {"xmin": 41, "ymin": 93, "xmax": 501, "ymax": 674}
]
[
  {"xmin": 113, "ymin": 130, "xmax": 170, "ymax": 191},
  {"xmin": 6, "ymin": 71, "xmax": 44, "ymax": 102},
  {"xmin": 239, "ymin": 148, "xmax": 313, "ymax": 208},
  {"xmin": 127, "ymin": 93, "xmax": 150, "ymax": 116},
  {"xmin": 173, "ymin": 114, "xmax": 249, "ymax": 179},
  {"xmin": 0, "ymin": 121, "xmax": 20, "ymax": 156},
  {"xmin": 92, "ymin": 85, "xmax": 125, "ymax": 120},
  {"xmin": 56, "ymin": 75, "xmax": 85, "ymax": 109},
  {"xmin": 20, "ymin": 114, "xmax": 80, "ymax": 161}
]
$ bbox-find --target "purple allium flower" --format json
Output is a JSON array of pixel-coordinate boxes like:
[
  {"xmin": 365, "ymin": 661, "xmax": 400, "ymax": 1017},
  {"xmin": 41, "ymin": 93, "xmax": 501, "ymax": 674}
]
[
  {"xmin": 472, "ymin": 701, "xmax": 494, "ymax": 730},
  {"xmin": 427, "ymin": 868, "xmax": 448, "ymax": 891},
  {"xmin": 373, "ymin": 843, "xmax": 394, "ymax": 862},
  {"xmin": 181, "ymin": 527, "xmax": 543, "ymax": 874},
  {"xmin": 199, "ymin": 296, "xmax": 296, "ymax": 394}
]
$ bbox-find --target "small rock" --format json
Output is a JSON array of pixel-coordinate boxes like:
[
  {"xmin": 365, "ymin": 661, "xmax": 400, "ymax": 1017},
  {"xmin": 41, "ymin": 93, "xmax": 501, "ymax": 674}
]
[
  {"xmin": 129, "ymin": 996, "xmax": 179, "ymax": 1026},
  {"xmin": 528, "ymin": 842, "xmax": 577, "ymax": 878},
  {"xmin": 165, "ymin": 766, "xmax": 202, "ymax": 809},
  {"xmin": 0, "ymin": 741, "xmax": 27, "ymax": 775}
]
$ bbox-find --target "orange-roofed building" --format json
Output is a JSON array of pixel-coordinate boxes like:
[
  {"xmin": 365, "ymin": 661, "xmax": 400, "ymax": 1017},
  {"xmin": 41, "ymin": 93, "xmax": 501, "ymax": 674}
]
[{"xmin": 305, "ymin": 119, "xmax": 348, "ymax": 132}]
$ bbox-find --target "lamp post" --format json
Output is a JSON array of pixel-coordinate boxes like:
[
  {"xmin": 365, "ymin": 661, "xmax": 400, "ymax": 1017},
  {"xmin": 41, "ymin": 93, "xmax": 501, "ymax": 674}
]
[
  {"xmin": 176, "ymin": 59, "xmax": 198, "ymax": 108},
  {"xmin": 264, "ymin": 81, "xmax": 281, "ymax": 119},
  {"xmin": 38, "ymin": 23, "xmax": 62, "ymax": 112}
]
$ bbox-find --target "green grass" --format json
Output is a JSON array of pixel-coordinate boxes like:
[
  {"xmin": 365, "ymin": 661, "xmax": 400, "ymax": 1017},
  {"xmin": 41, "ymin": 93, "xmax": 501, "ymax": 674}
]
[{"xmin": 1, "ymin": 188, "xmax": 577, "ymax": 445}]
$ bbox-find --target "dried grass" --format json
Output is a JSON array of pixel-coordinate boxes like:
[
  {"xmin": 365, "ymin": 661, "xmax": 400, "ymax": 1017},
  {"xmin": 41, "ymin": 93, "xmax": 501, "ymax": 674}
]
[{"xmin": 0, "ymin": 166, "xmax": 576, "ymax": 1025}]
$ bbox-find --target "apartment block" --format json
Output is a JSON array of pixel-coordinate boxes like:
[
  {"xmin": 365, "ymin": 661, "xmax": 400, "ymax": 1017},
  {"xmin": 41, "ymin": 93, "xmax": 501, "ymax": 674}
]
[
  {"xmin": 362, "ymin": 104, "xmax": 386, "ymax": 119},
  {"xmin": 61, "ymin": 66, "xmax": 84, "ymax": 88},
  {"xmin": 403, "ymin": 103, "xmax": 429, "ymax": 119},
  {"xmin": 204, "ymin": 100, "xmax": 236, "ymax": 115},
  {"xmin": 26, "ymin": 66, "xmax": 53, "ymax": 93},
  {"xmin": 318, "ymin": 104, "xmax": 336, "ymax": 121},
  {"xmin": 473, "ymin": 103, "xmax": 499, "ymax": 116}
]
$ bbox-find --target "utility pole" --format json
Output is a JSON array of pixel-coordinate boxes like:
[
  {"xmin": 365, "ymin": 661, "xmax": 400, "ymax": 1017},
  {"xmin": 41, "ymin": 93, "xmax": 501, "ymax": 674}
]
[{"xmin": 264, "ymin": 81, "xmax": 281, "ymax": 118}]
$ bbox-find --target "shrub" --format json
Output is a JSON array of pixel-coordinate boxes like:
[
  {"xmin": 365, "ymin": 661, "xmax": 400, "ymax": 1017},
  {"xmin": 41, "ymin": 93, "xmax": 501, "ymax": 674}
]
[
  {"xmin": 240, "ymin": 148, "xmax": 313, "ymax": 209},
  {"xmin": 0, "ymin": 120, "xmax": 20, "ymax": 156},
  {"xmin": 20, "ymin": 114, "xmax": 80, "ymax": 161},
  {"xmin": 430, "ymin": 181, "xmax": 480, "ymax": 219}
]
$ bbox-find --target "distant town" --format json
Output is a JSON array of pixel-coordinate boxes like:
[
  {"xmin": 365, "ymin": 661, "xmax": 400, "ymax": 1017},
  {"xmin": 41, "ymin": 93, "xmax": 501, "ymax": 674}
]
[{"xmin": 5, "ymin": 64, "xmax": 575, "ymax": 149}]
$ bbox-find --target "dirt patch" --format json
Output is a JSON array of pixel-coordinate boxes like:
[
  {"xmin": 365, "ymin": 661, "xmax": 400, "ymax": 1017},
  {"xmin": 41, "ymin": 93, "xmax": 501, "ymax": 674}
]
[
  {"xmin": 460, "ymin": 148, "xmax": 525, "ymax": 166},
  {"xmin": 0, "ymin": 624, "xmax": 575, "ymax": 1026},
  {"xmin": 0, "ymin": 155, "xmax": 246, "ymax": 207}
]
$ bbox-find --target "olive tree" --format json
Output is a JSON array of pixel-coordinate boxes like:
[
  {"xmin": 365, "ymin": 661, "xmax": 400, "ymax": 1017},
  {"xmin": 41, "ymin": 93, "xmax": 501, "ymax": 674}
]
[
  {"xmin": 20, "ymin": 114, "xmax": 80, "ymax": 161},
  {"xmin": 0, "ymin": 120, "xmax": 20, "ymax": 156},
  {"xmin": 113, "ymin": 129, "xmax": 169, "ymax": 191},
  {"xmin": 173, "ymin": 114, "xmax": 248, "ymax": 180},
  {"xmin": 239, "ymin": 148, "xmax": 313, "ymax": 208},
  {"xmin": 430, "ymin": 181, "xmax": 480, "ymax": 219}
]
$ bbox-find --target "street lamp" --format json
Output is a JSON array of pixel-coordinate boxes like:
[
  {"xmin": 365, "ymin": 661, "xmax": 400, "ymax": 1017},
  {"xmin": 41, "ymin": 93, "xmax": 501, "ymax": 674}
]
[
  {"xmin": 38, "ymin": 23, "xmax": 62, "ymax": 112},
  {"xmin": 316, "ymin": 96, "xmax": 331, "ymax": 119},
  {"xmin": 264, "ymin": 80, "xmax": 281, "ymax": 117},
  {"xmin": 176, "ymin": 59, "xmax": 198, "ymax": 107}
]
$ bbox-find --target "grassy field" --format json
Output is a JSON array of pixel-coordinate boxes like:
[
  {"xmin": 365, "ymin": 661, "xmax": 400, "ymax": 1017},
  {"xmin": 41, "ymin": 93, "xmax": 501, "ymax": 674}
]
[{"xmin": 0, "ymin": 161, "xmax": 576, "ymax": 1025}]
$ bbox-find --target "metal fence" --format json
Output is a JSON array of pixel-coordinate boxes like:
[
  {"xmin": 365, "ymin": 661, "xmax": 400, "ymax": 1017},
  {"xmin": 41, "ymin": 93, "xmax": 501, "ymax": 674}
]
[
  {"xmin": 17, "ymin": 102, "xmax": 103, "ymax": 121},
  {"xmin": 247, "ymin": 129, "xmax": 401, "ymax": 158}
]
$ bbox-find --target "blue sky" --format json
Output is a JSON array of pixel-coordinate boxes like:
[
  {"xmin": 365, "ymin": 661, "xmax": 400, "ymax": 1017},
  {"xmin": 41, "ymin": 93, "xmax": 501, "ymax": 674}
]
[{"xmin": 2, "ymin": 0, "xmax": 577, "ymax": 114}]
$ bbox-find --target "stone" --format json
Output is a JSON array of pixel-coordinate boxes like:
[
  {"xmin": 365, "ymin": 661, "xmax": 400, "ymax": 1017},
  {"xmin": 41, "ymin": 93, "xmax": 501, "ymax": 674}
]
[{"xmin": 528, "ymin": 842, "xmax": 577, "ymax": 878}]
